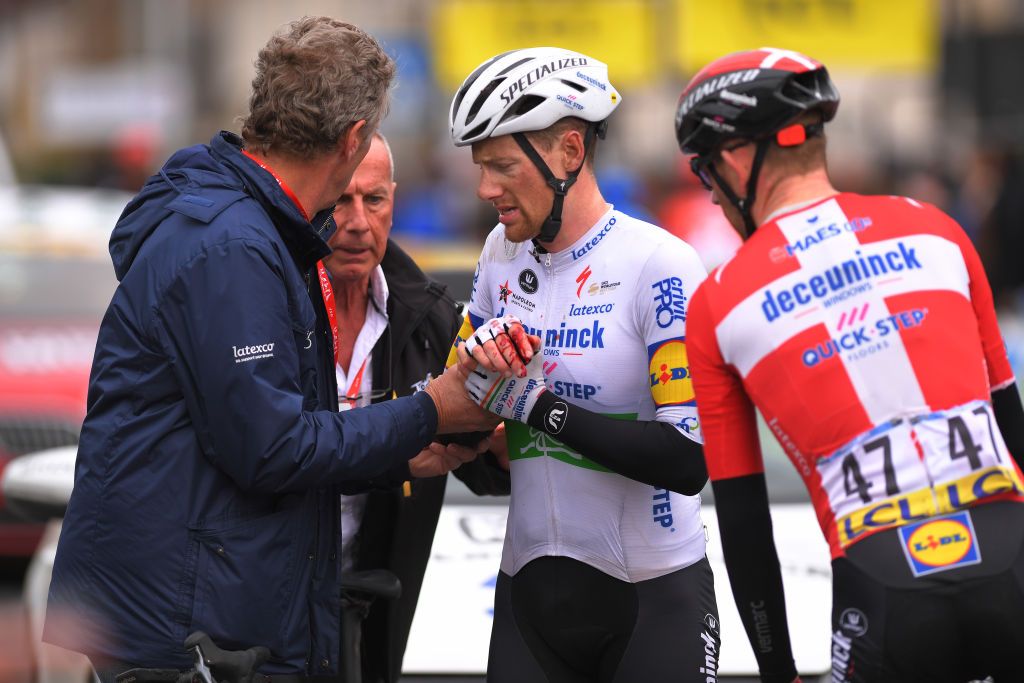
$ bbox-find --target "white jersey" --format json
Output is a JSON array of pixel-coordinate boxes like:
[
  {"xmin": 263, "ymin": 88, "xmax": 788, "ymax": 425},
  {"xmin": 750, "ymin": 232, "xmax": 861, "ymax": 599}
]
[{"xmin": 467, "ymin": 207, "xmax": 709, "ymax": 582}]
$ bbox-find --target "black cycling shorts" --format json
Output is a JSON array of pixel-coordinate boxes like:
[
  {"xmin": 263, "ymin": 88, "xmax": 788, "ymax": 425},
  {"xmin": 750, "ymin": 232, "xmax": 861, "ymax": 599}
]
[
  {"xmin": 830, "ymin": 500, "xmax": 1024, "ymax": 683},
  {"xmin": 487, "ymin": 555, "xmax": 719, "ymax": 683}
]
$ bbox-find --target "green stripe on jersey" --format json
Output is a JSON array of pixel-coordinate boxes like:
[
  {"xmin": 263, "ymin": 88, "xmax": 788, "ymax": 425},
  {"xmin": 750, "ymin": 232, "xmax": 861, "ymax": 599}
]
[{"xmin": 505, "ymin": 413, "xmax": 637, "ymax": 472}]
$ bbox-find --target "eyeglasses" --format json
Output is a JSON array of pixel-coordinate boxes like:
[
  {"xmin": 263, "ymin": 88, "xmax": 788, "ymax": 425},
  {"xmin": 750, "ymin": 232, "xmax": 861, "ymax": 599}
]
[
  {"xmin": 689, "ymin": 140, "xmax": 753, "ymax": 192},
  {"xmin": 341, "ymin": 388, "xmax": 394, "ymax": 403},
  {"xmin": 689, "ymin": 156, "xmax": 714, "ymax": 191}
]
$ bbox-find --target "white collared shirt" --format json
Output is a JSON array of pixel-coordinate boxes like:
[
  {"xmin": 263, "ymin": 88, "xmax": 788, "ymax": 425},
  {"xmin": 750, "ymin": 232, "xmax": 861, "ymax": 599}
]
[{"xmin": 337, "ymin": 265, "xmax": 389, "ymax": 571}]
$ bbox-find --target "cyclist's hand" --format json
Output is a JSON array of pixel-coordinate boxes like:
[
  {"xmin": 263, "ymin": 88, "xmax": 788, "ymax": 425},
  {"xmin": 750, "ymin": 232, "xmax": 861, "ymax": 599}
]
[
  {"xmin": 462, "ymin": 344, "xmax": 547, "ymax": 424},
  {"xmin": 409, "ymin": 438, "xmax": 489, "ymax": 478},
  {"xmin": 464, "ymin": 315, "xmax": 540, "ymax": 378}
]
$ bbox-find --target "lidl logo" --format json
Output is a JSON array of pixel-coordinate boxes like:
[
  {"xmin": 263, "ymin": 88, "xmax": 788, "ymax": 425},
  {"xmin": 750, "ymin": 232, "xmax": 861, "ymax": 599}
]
[
  {"xmin": 647, "ymin": 337, "xmax": 695, "ymax": 407},
  {"xmin": 898, "ymin": 511, "xmax": 981, "ymax": 577},
  {"xmin": 835, "ymin": 465, "xmax": 1024, "ymax": 547}
]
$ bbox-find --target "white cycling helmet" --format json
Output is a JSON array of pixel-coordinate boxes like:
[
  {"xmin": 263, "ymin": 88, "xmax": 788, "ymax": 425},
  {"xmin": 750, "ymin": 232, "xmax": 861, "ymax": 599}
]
[
  {"xmin": 449, "ymin": 47, "xmax": 621, "ymax": 243},
  {"xmin": 449, "ymin": 47, "xmax": 621, "ymax": 146}
]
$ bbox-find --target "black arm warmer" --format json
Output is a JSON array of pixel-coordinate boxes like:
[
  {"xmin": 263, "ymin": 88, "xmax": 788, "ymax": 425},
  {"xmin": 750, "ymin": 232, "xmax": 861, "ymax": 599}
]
[
  {"xmin": 992, "ymin": 382, "xmax": 1024, "ymax": 472},
  {"xmin": 525, "ymin": 391, "xmax": 707, "ymax": 495},
  {"xmin": 711, "ymin": 474, "xmax": 798, "ymax": 683},
  {"xmin": 454, "ymin": 452, "xmax": 512, "ymax": 496}
]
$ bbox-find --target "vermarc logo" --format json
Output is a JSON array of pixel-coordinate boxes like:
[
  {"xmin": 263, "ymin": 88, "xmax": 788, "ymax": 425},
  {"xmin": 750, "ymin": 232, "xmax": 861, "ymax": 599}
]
[{"xmin": 545, "ymin": 401, "xmax": 568, "ymax": 434}]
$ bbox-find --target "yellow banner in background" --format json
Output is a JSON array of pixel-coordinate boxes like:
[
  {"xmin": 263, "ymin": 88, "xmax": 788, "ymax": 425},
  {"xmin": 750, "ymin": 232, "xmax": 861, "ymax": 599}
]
[
  {"xmin": 433, "ymin": 0, "xmax": 657, "ymax": 91},
  {"xmin": 675, "ymin": 0, "xmax": 938, "ymax": 74}
]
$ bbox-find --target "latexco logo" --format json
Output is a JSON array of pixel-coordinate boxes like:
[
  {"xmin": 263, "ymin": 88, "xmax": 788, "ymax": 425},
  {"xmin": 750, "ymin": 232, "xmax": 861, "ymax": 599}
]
[
  {"xmin": 571, "ymin": 216, "xmax": 616, "ymax": 260},
  {"xmin": 233, "ymin": 342, "xmax": 275, "ymax": 364}
]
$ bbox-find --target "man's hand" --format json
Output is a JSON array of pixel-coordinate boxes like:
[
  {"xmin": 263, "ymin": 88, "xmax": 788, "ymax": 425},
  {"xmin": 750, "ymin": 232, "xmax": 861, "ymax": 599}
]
[
  {"xmin": 409, "ymin": 437, "xmax": 491, "ymax": 478},
  {"xmin": 465, "ymin": 315, "xmax": 541, "ymax": 378},
  {"xmin": 461, "ymin": 344, "xmax": 547, "ymax": 424},
  {"xmin": 490, "ymin": 422, "xmax": 510, "ymax": 470},
  {"xmin": 423, "ymin": 362, "xmax": 502, "ymax": 434}
]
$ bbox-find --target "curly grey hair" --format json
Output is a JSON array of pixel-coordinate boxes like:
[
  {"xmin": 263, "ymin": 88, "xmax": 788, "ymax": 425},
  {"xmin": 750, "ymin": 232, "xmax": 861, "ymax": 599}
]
[{"xmin": 241, "ymin": 16, "xmax": 396, "ymax": 158}]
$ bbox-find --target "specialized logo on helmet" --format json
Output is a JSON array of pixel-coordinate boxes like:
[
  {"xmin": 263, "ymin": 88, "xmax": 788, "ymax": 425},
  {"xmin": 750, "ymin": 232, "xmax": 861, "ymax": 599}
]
[
  {"xmin": 678, "ymin": 69, "xmax": 761, "ymax": 117},
  {"xmin": 499, "ymin": 56, "xmax": 589, "ymax": 106}
]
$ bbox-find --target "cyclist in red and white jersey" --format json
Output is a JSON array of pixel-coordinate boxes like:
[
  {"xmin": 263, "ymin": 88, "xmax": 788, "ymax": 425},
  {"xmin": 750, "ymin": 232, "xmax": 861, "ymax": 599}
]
[{"xmin": 676, "ymin": 47, "xmax": 1024, "ymax": 683}]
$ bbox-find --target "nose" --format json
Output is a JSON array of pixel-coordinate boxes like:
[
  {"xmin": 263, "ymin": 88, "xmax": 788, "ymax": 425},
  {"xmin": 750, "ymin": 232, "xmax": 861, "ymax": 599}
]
[
  {"xmin": 477, "ymin": 169, "xmax": 501, "ymax": 203},
  {"xmin": 334, "ymin": 196, "xmax": 370, "ymax": 234}
]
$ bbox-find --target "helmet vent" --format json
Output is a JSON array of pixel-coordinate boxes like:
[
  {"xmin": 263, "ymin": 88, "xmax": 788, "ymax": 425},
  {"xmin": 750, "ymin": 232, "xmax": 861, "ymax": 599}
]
[
  {"xmin": 497, "ymin": 94, "xmax": 545, "ymax": 127},
  {"xmin": 560, "ymin": 78, "xmax": 586, "ymax": 93},
  {"xmin": 467, "ymin": 77, "xmax": 506, "ymax": 123},
  {"xmin": 463, "ymin": 120, "xmax": 490, "ymax": 142},
  {"xmin": 495, "ymin": 57, "xmax": 533, "ymax": 77},
  {"xmin": 453, "ymin": 50, "xmax": 516, "ymax": 118}
]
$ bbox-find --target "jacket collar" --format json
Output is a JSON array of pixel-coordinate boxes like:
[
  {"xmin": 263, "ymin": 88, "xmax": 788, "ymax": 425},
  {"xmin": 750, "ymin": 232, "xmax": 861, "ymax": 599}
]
[
  {"xmin": 379, "ymin": 239, "xmax": 454, "ymax": 357},
  {"xmin": 210, "ymin": 131, "xmax": 334, "ymax": 268}
]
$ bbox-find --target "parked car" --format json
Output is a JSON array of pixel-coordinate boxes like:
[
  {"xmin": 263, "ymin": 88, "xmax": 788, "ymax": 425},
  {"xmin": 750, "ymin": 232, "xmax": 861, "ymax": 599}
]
[{"xmin": 0, "ymin": 185, "xmax": 129, "ymax": 558}]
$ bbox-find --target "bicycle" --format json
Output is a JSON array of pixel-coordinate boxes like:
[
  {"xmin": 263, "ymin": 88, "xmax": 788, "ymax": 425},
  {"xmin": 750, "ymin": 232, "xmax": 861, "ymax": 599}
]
[
  {"xmin": 114, "ymin": 631, "xmax": 269, "ymax": 683},
  {"xmin": 113, "ymin": 569, "xmax": 401, "ymax": 683}
]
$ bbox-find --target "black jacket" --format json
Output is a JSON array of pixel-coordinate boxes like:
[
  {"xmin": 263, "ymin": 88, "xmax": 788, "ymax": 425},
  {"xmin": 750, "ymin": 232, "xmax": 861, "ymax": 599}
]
[{"xmin": 356, "ymin": 240, "xmax": 510, "ymax": 682}]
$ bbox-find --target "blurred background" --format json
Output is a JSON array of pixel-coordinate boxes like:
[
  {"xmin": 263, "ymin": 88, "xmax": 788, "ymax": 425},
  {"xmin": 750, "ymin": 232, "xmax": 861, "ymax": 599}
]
[
  {"xmin": 3, "ymin": 0, "xmax": 1024, "ymax": 289},
  {"xmin": 2, "ymin": 0, "xmax": 1024, "ymax": 680}
]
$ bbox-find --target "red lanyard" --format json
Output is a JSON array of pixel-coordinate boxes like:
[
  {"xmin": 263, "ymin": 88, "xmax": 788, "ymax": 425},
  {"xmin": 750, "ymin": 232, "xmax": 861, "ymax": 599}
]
[
  {"xmin": 243, "ymin": 150, "xmax": 339, "ymax": 364},
  {"xmin": 340, "ymin": 356, "xmax": 369, "ymax": 410}
]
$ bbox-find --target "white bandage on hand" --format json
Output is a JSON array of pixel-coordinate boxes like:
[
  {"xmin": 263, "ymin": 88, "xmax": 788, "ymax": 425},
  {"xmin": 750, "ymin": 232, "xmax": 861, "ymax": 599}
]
[{"xmin": 464, "ymin": 354, "xmax": 547, "ymax": 424}]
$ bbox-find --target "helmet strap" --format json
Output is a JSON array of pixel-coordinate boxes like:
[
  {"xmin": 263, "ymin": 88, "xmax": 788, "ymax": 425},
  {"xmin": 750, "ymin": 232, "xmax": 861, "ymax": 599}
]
[
  {"xmin": 513, "ymin": 122, "xmax": 602, "ymax": 245},
  {"xmin": 707, "ymin": 139, "xmax": 769, "ymax": 238}
]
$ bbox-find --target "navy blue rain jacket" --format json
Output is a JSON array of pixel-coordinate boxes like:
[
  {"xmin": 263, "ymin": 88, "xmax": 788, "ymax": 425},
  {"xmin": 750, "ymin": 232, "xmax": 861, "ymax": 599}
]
[{"xmin": 43, "ymin": 132, "xmax": 438, "ymax": 675}]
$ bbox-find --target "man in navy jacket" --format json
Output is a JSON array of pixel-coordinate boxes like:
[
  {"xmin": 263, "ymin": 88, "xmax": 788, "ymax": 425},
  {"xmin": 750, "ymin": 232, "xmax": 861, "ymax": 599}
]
[{"xmin": 43, "ymin": 17, "xmax": 496, "ymax": 681}]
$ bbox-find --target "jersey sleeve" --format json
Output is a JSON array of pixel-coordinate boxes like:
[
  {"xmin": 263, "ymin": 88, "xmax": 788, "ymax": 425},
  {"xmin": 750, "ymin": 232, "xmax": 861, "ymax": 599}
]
[
  {"xmin": 686, "ymin": 278, "xmax": 764, "ymax": 480},
  {"xmin": 951, "ymin": 218, "xmax": 1016, "ymax": 390},
  {"xmin": 634, "ymin": 235, "xmax": 707, "ymax": 442}
]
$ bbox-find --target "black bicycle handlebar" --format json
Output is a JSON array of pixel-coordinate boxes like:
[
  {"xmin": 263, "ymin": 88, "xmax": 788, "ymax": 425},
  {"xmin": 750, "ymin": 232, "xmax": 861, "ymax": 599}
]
[
  {"xmin": 114, "ymin": 632, "xmax": 270, "ymax": 683},
  {"xmin": 184, "ymin": 631, "xmax": 270, "ymax": 683}
]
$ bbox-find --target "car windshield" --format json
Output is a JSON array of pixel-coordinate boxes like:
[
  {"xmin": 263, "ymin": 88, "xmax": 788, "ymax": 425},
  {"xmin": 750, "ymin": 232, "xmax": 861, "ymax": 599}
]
[
  {"xmin": 0, "ymin": 253, "xmax": 116, "ymax": 319},
  {"xmin": 0, "ymin": 185, "xmax": 127, "ymax": 319}
]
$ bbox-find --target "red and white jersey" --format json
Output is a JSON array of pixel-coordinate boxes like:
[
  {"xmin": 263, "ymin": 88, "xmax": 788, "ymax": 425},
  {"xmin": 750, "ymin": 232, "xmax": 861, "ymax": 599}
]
[{"xmin": 688, "ymin": 193, "xmax": 1023, "ymax": 558}]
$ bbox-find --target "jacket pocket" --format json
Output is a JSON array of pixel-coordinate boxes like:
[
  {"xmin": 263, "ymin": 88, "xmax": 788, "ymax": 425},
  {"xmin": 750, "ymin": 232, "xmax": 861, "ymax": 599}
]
[{"xmin": 188, "ymin": 509, "xmax": 309, "ymax": 664}]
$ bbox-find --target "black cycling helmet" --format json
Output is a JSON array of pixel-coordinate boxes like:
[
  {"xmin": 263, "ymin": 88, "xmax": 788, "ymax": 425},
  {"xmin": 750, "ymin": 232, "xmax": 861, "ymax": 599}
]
[{"xmin": 674, "ymin": 48, "xmax": 839, "ymax": 235}]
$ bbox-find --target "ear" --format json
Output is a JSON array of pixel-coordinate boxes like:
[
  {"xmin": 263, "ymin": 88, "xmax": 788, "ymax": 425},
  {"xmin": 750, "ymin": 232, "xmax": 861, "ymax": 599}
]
[
  {"xmin": 718, "ymin": 145, "xmax": 754, "ymax": 189},
  {"xmin": 560, "ymin": 128, "xmax": 586, "ymax": 174},
  {"xmin": 341, "ymin": 120, "xmax": 369, "ymax": 160}
]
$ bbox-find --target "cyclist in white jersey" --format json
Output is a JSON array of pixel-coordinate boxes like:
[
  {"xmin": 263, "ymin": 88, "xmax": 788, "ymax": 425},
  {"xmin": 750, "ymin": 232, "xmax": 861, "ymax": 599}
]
[{"xmin": 447, "ymin": 47, "xmax": 719, "ymax": 682}]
